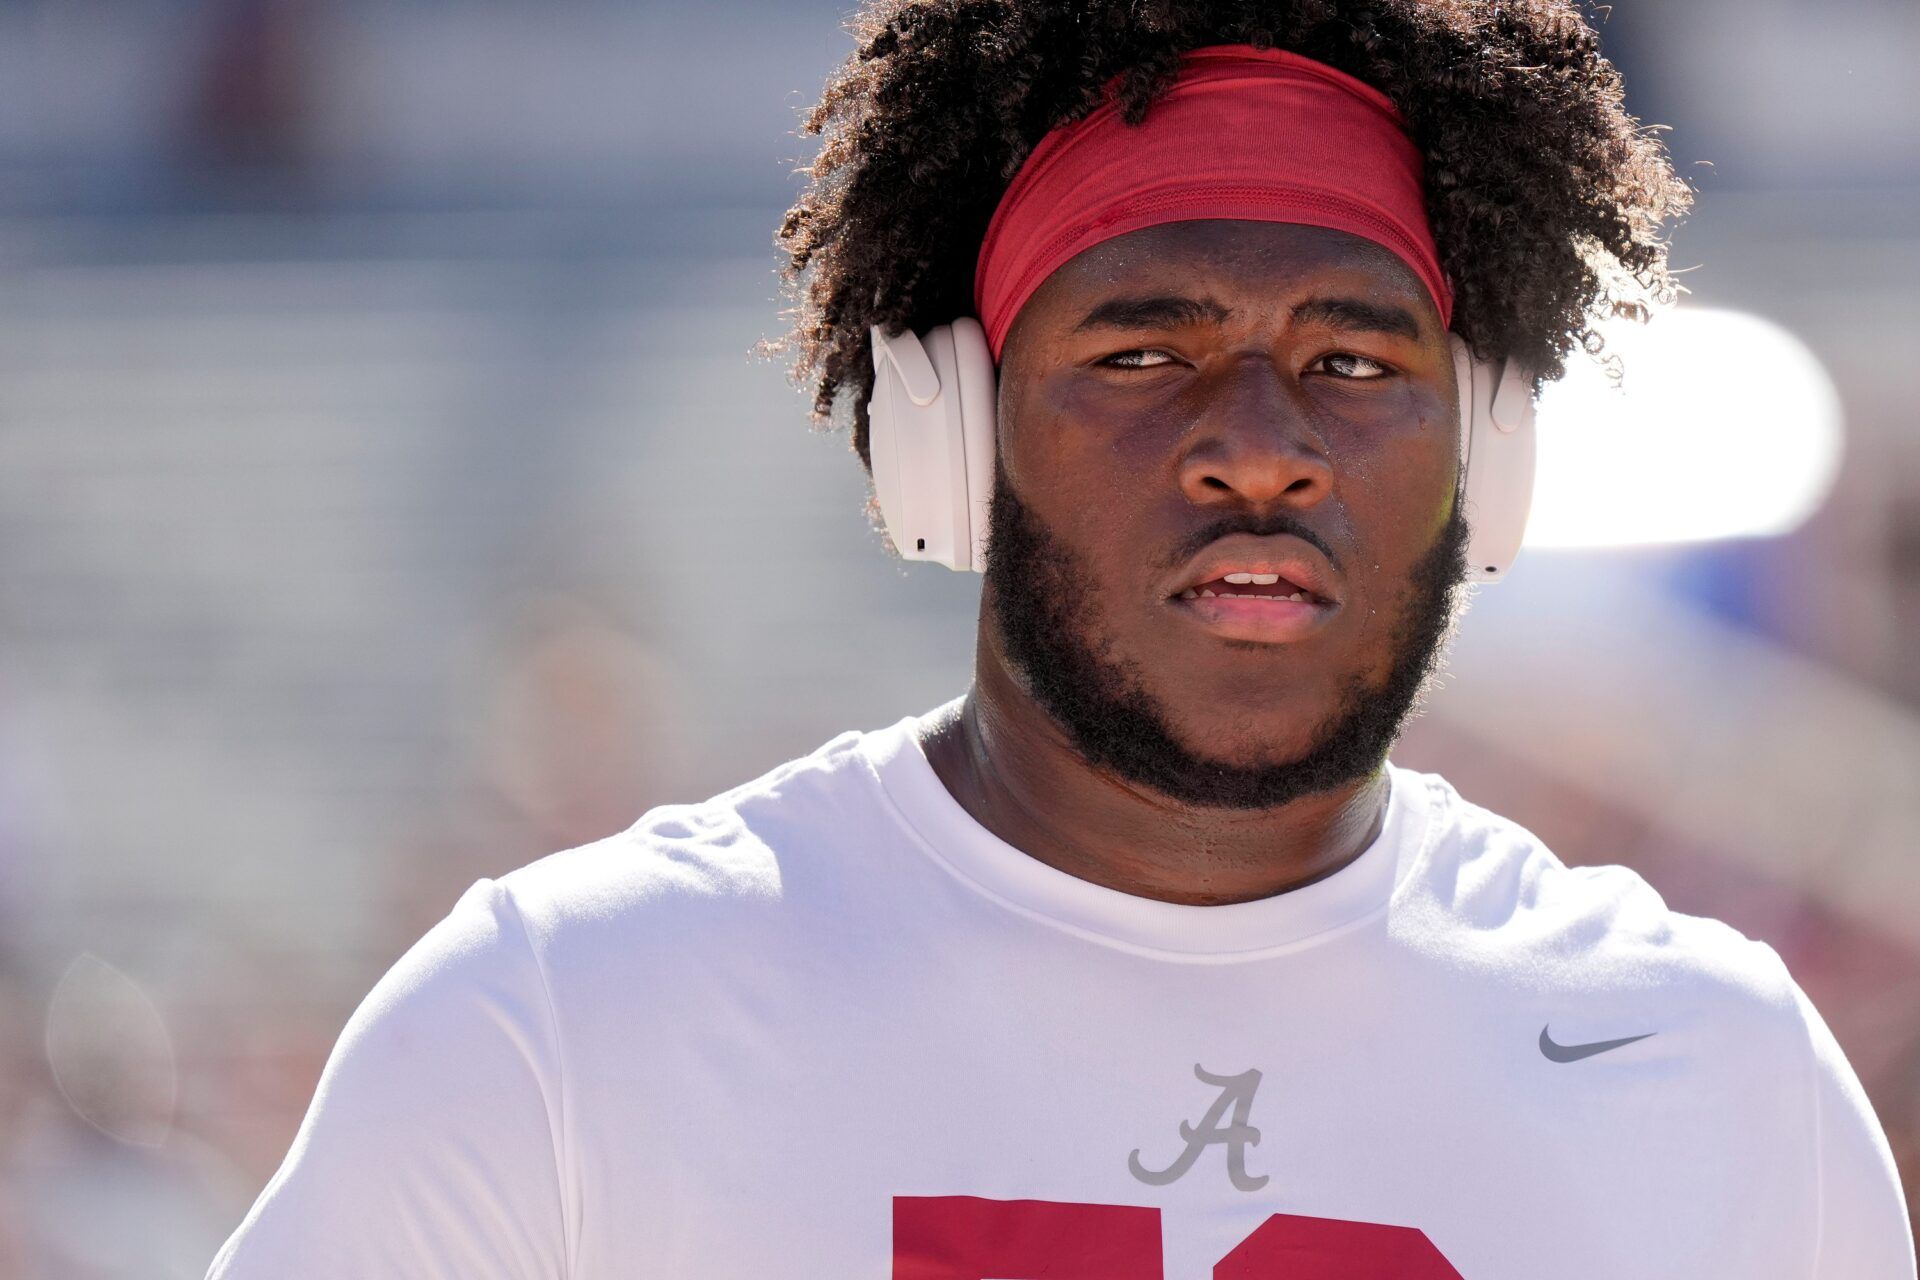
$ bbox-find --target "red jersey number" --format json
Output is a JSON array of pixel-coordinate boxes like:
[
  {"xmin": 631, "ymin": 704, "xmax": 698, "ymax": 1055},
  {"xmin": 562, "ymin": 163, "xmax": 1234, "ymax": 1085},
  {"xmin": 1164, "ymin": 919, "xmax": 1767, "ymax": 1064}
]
[
  {"xmin": 893, "ymin": 1196, "xmax": 1463, "ymax": 1278},
  {"xmin": 893, "ymin": 1197, "xmax": 1164, "ymax": 1279}
]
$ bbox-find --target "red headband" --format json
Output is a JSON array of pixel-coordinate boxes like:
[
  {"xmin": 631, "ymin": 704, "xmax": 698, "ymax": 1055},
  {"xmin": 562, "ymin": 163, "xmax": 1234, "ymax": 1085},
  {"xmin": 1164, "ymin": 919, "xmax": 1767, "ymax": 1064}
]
[{"xmin": 972, "ymin": 44, "xmax": 1452, "ymax": 361}]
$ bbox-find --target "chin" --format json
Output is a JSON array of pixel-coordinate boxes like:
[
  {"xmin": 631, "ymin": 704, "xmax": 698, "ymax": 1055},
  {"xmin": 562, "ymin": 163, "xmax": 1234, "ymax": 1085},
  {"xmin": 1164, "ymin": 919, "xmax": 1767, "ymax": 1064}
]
[{"xmin": 1147, "ymin": 697, "xmax": 1339, "ymax": 771}]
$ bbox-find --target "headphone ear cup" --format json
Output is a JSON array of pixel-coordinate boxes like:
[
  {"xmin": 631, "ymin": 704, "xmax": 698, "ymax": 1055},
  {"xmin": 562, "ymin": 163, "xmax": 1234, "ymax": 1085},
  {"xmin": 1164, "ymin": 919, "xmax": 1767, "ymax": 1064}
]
[
  {"xmin": 867, "ymin": 321, "xmax": 998, "ymax": 572},
  {"xmin": 1449, "ymin": 333, "xmax": 1538, "ymax": 583},
  {"xmin": 868, "ymin": 324, "xmax": 929, "ymax": 564},
  {"xmin": 947, "ymin": 317, "xmax": 998, "ymax": 572}
]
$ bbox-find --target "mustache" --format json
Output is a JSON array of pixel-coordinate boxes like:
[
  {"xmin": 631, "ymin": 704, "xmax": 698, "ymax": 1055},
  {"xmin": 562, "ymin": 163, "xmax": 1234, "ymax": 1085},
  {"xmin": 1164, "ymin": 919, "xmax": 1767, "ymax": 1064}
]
[{"xmin": 1160, "ymin": 514, "xmax": 1341, "ymax": 574}]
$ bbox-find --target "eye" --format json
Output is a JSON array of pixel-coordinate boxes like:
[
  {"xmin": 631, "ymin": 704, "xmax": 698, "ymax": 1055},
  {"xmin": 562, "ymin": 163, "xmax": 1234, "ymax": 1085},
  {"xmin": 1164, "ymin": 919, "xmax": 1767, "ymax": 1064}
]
[
  {"xmin": 1098, "ymin": 348, "xmax": 1179, "ymax": 369},
  {"xmin": 1313, "ymin": 352, "xmax": 1394, "ymax": 380}
]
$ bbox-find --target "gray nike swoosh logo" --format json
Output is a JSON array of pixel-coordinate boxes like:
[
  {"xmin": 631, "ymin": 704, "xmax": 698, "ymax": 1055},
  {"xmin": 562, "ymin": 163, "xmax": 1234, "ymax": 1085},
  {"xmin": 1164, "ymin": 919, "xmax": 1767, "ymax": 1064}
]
[{"xmin": 1539, "ymin": 1025, "xmax": 1655, "ymax": 1063}]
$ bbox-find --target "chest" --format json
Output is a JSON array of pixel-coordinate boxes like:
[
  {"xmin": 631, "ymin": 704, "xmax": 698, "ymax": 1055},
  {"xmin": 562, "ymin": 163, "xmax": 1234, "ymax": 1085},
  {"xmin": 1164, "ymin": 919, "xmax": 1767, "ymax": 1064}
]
[{"xmin": 557, "ymin": 954, "xmax": 1810, "ymax": 1278}]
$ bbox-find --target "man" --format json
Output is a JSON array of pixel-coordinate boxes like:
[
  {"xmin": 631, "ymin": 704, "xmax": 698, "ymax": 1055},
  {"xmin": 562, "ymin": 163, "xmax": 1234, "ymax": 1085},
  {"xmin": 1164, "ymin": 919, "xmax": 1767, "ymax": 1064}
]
[{"xmin": 211, "ymin": 2, "xmax": 1915, "ymax": 1275}]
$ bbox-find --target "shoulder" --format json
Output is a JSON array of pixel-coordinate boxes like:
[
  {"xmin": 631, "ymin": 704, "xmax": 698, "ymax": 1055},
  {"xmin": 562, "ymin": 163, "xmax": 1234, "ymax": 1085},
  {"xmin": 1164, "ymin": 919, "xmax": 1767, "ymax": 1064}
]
[
  {"xmin": 1395, "ymin": 769, "xmax": 1912, "ymax": 1271},
  {"xmin": 484, "ymin": 722, "xmax": 898, "ymax": 968},
  {"xmin": 1393, "ymin": 767, "xmax": 1807, "ymax": 1040}
]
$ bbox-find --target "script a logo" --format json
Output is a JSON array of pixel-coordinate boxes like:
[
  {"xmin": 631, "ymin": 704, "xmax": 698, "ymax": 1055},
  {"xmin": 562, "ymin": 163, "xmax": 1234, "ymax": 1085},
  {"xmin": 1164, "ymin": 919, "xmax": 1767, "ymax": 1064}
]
[{"xmin": 1128, "ymin": 1064, "xmax": 1268, "ymax": 1192}]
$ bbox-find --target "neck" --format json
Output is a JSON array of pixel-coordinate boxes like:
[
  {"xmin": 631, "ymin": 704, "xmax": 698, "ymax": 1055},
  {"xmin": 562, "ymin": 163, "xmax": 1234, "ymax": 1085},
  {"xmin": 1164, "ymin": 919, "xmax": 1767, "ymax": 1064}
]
[{"xmin": 917, "ymin": 636, "xmax": 1389, "ymax": 907}]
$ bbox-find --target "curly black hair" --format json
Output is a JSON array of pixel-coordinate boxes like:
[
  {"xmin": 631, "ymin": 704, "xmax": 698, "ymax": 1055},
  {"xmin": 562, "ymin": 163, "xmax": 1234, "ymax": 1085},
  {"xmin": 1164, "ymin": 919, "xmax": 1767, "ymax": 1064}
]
[{"xmin": 767, "ymin": 0, "xmax": 1689, "ymax": 468}]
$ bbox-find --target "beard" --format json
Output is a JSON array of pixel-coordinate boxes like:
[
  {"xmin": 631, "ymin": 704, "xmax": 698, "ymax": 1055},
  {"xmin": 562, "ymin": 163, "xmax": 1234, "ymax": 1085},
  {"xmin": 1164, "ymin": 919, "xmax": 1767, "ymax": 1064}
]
[{"xmin": 981, "ymin": 464, "xmax": 1472, "ymax": 810}]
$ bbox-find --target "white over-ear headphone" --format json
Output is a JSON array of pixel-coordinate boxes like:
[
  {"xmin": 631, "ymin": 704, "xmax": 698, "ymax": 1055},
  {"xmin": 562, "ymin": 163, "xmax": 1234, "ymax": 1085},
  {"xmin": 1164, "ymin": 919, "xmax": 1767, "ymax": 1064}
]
[{"xmin": 869, "ymin": 317, "xmax": 1536, "ymax": 580}]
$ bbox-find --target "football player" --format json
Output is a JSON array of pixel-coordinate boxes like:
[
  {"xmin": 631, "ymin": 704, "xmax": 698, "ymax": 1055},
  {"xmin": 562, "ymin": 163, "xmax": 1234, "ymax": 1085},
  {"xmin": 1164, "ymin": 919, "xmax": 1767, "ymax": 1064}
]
[{"xmin": 210, "ymin": 2, "xmax": 1914, "ymax": 1275}]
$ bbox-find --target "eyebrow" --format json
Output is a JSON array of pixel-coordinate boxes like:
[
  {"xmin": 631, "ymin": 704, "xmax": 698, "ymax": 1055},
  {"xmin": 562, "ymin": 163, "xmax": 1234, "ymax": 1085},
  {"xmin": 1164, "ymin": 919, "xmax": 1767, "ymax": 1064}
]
[
  {"xmin": 1071, "ymin": 293, "xmax": 1423, "ymax": 341},
  {"xmin": 1073, "ymin": 294, "xmax": 1231, "ymax": 333},
  {"xmin": 1289, "ymin": 296, "xmax": 1422, "ymax": 341}
]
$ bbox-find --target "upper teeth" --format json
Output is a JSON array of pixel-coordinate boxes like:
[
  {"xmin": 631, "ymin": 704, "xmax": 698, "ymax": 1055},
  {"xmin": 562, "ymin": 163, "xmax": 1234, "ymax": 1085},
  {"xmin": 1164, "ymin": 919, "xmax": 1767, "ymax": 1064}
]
[{"xmin": 1223, "ymin": 572, "xmax": 1283, "ymax": 586}]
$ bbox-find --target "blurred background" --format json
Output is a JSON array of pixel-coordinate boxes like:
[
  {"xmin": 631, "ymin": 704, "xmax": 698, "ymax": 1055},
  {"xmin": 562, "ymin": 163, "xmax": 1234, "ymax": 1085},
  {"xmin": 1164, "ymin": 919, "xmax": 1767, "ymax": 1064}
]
[{"xmin": 0, "ymin": 0, "xmax": 1913, "ymax": 1273}]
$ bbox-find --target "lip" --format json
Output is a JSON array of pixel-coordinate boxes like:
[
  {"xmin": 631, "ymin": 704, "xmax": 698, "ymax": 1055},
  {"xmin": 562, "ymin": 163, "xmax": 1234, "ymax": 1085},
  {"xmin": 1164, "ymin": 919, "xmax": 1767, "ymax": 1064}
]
[
  {"xmin": 1162, "ymin": 532, "xmax": 1343, "ymax": 645},
  {"xmin": 1171, "ymin": 591, "xmax": 1339, "ymax": 644},
  {"xmin": 1165, "ymin": 532, "xmax": 1342, "ymax": 604}
]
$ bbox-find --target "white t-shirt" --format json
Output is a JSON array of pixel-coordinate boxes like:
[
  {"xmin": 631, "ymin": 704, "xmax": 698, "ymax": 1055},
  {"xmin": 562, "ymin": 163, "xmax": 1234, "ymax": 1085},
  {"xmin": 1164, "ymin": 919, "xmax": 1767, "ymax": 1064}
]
[{"xmin": 209, "ymin": 708, "xmax": 1915, "ymax": 1278}]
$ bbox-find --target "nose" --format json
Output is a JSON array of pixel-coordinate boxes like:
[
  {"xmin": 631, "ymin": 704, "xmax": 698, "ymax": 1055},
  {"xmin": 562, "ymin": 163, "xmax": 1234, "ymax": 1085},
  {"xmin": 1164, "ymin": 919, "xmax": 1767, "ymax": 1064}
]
[{"xmin": 1176, "ymin": 354, "xmax": 1335, "ymax": 511}]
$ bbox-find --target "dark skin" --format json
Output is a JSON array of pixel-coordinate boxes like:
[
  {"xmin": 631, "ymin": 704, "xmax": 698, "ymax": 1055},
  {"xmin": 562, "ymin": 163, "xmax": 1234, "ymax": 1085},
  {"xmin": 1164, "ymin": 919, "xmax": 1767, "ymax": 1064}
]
[{"xmin": 918, "ymin": 220, "xmax": 1462, "ymax": 906}]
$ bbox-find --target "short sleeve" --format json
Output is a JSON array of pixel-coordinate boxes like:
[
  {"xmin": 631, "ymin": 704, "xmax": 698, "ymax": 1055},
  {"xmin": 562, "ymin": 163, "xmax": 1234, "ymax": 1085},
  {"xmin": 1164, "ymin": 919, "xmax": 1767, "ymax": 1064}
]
[
  {"xmin": 1799, "ymin": 986, "xmax": 1915, "ymax": 1279},
  {"xmin": 207, "ymin": 879, "xmax": 572, "ymax": 1279}
]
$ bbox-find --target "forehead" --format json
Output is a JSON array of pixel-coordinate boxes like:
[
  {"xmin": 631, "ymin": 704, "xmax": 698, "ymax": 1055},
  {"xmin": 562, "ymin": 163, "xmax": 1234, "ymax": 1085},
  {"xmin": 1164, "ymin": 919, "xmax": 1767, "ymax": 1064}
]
[{"xmin": 1019, "ymin": 220, "xmax": 1434, "ymax": 323}]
